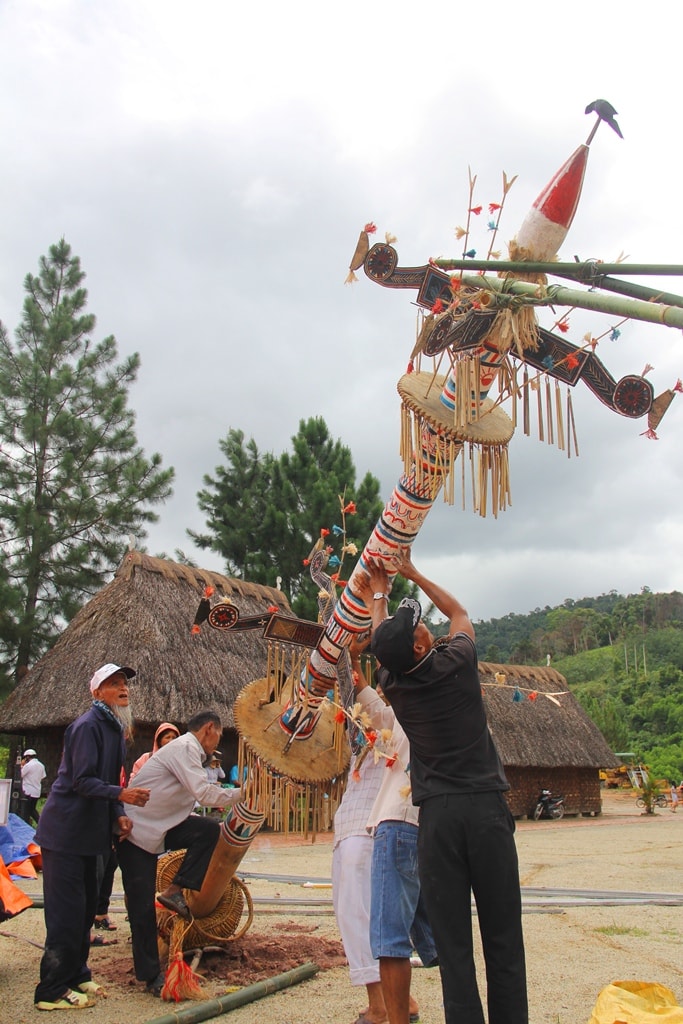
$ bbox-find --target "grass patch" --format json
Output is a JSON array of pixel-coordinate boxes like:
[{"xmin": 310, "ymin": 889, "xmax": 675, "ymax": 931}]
[{"xmin": 594, "ymin": 925, "xmax": 649, "ymax": 937}]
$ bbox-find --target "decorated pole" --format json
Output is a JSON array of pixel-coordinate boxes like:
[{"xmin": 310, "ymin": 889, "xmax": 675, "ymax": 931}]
[
  {"xmin": 185, "ymin": 803, "xmax": 265, "ymax": 918},
  {"xmin": 445, "ymin": 273, "xmax": 683, "ymax": 330}
]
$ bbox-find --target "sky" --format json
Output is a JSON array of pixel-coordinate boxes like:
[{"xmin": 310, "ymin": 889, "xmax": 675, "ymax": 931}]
[{"xmin": 0, "ymin": 0, "xmax": 681, "ymax": 623}]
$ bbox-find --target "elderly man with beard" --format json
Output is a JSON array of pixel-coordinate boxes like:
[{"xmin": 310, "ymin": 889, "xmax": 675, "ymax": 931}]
[{"xmin": 33, "ymin": 664, "xmax": 151, "ymax": 1011}]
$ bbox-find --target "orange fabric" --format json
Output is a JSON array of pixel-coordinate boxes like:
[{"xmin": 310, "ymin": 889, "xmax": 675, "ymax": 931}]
[
  {"xmin": 27, "ymin": 841, "xmax": 42, "ymax": 871},
  {"xmin": 6, "ymin": 858, "xmax": 37, "ymax": 879},
  {"xmin": 0, "ymin": 856, "xmax": 32, "ymax": 920}
]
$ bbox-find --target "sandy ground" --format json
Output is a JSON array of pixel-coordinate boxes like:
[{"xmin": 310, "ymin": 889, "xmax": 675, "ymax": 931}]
[{"xmin": 1, "ymin": 791, "xmax": 682, "ymax": 1024}]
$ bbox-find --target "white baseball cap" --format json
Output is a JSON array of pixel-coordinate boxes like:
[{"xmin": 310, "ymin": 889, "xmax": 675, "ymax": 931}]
[
  {"xmin": 89, "ymin": 663, "xmax": 136, "ymax": 694},
  {"xmin": 23, "ymin": 749, "xmax": 37, "ymax": 757}
]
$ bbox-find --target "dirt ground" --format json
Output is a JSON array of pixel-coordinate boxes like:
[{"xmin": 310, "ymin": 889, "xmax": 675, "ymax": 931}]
[{"xmin": 1, "ymin": 790, "xmax": 682, "ymax": 1024}]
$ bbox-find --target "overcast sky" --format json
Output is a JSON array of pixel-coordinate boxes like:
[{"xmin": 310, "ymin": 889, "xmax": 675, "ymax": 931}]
[{"xmin": 1, "ymin": 1, "xmax": 681, "ymax": 622}]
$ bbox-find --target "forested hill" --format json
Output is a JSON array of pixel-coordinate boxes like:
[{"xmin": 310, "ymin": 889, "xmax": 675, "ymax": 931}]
[
  {"xmin": 471, "ymin": 589, "xmax": 683, "ymax": 665},
  {"xmin": 468, "ymin": 588, "xmax": 683, "ymax": 783}
]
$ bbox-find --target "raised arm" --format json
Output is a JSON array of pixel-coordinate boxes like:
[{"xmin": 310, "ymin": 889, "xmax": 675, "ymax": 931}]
[{"xmin": 394, "ymin": 548, "xmax": 474, "ymax": 641}]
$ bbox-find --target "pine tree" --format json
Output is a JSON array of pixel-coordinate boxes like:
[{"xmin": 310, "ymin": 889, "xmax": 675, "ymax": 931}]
[
  {"xmin": 190, "ymin": 417, "xmax": 414, "ymax": 621},
  {"xmin": 0, "ymin": 239, "xmax": 174, "ymax": 673}
]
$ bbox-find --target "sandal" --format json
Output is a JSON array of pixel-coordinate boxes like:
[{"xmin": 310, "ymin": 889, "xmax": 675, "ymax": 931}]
[
  {"xmin": 156, "ymin": 890, "xmax": 192, "ymax": 921},
  {"xmin": 145, "ymin": 973, "xmax": 165, "ymax": 997},
  {"xmin": 36, "ymin": 989, "xmax": 93, "ymax": 1010},
  {"xmin": 93, "ymin": 915, "xmax": 117, "ymax": 931},
  {"xmin": 78, "ymin": 980, "xmax": 107, "ymax": 998}
]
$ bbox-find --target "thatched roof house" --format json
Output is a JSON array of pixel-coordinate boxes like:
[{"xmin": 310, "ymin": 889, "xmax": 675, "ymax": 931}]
[
  {"xmin": 0, "ymin": 555, "xmax": 619, "ymax": 819},
  {"xmin": 0, "ymin": 551, "xmax": 291, "ymax": 780},
  {"xmin": 479, "ymin": 661, "xmax": 620, "ymax": 817}
]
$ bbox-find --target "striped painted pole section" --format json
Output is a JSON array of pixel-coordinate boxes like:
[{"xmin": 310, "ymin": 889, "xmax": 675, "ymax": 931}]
[{"xmin": 280, "ymin": 428, "xmax": 451, "ymax": 736}]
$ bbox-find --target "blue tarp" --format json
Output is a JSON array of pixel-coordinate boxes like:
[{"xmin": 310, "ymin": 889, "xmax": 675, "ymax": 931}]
[{"xmin": 0, "ymin": 813, "xmax": 37, "ymax": 877}]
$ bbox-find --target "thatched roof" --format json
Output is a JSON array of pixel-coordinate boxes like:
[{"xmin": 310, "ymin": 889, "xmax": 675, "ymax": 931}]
[
  {"xmin": 479, "ymin": 661, "xmax": 620, "ymax": 768},
  {"xmin": 0, "ymin": 551, "xmax": 292, "ymax": 732}
]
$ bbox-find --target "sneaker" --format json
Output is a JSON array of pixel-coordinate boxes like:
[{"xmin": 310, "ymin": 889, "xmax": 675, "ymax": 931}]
[
  {"xmin": 145, "ymin": 973, "xmax": 165, "ymax": 997},
  {"xmin": 93, "ymin": 916, "xmax": 117, "ymax": 931},
  {"xmin": 36, "ymin": 989, "xmax": 93, "ymax": 1010}
]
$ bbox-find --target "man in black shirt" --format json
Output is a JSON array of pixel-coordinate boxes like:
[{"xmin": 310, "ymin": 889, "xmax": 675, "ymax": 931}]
[{"xmin": 356, "ymin": 549, "xmax": 527, "ymax": 1024}]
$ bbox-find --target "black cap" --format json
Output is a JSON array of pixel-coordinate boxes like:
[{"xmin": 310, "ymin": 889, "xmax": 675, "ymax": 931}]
[{"xmin": 370, "ymin": 598, "xmax": 422, "ymax": 673}]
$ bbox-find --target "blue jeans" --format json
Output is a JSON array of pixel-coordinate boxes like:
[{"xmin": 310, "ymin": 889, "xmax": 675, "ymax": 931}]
[{"xmin": 370, "ymin": 820, "xmax": 437, "ymax": 965}]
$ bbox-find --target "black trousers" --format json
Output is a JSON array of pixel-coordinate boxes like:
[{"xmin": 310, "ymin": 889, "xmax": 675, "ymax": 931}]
[
  {"xmin": 34, "ymin": 848, "xmax": 98, "ymax": 1004},
  {"xmin": 417, "ymin": 791, "xmax": 528, "ymax": 1024},
  {"xmin": 96, "ymin": 845, "xmax": 118, "ymax": 916},
  {"xmin": 21, "ymin": 795, "xmax": 40, "ymax": 825},
  {"xmin": 118, "ymin": 814, "xmax": 220, "ymax": 982}
]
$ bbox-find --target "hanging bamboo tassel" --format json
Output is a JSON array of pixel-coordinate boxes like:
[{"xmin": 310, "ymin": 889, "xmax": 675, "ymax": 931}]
[
  {"xmin": 535, "ymin": 379, "xmax": 544, "ymax": 442},
  {"xmin": 545, "ymin": 376, "xmax": 554, "ymax": 446},
  {"xmin": 555, "ymin": 380, "xmax": 565, "ymax": 451},
  {"xmin": 567, "ymin": 388, "xmax": 579, "ymax": 457}
]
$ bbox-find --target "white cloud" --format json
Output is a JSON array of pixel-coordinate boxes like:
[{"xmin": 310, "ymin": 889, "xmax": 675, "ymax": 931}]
[{"xmin": 0, "ymin": 0, "xmax": 681, "ymax": 619}]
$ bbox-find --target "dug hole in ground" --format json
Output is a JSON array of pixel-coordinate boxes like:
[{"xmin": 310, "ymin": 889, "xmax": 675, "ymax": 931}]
[{"xmin": 1, "ymin": 790, "xmax": 681, "ymax": 1024}]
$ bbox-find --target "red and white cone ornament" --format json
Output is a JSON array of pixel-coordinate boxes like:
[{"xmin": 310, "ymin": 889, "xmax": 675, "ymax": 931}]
[{"xmin": 515, "ymin": 144, "xmax": 589, "ymax": 260}]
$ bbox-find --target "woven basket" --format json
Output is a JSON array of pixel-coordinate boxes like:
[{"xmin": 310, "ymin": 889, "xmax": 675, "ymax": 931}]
[{"xmin": 156, "ymin": 850, "xmax": 253, "ymax": 948}]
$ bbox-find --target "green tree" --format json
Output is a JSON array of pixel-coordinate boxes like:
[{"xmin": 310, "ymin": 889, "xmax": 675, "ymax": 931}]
[
  {"xmin": 0, "ymin": 239, "xmax": 174, "ymax": 674},
  {"xmin": 190, "ymin": 417, "xmax": 413, "ymax": 620}
]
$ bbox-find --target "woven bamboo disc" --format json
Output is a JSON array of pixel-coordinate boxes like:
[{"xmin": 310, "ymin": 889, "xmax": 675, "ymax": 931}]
[
  {"xmin": 156, "ymin": 851, "xmax": 253, "ymax": 948},
  {"xmin": 398, "ymin": 371, "xmax": 514, "ymax": 445},
  {"xmin": 233, "ymin": 675, "xmax": 350, "ymax": 784}
]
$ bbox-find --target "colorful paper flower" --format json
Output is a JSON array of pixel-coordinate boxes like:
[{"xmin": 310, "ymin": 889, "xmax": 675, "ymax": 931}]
[{"xmin": 343, "ymin": 501, "xmax": 357, "ymax": 515}]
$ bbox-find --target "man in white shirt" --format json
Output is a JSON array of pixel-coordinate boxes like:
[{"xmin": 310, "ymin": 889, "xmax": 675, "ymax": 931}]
[
  {"xmin": 118, "ymin": 710, "xmax": 243, "ymax": 996},
  {"xmin": 20, "ymin": 749, "xmax": 46, "ymax": 825}
]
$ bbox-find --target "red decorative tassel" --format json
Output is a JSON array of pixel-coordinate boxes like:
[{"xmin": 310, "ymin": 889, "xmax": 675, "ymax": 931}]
[
  {"xmin": 204, "ymin": 585, "xmax": 215, "ymax": 598},
  {"xmin": 161, "ymin": 953, "xmax": 203, "ymax": 1002},
  {"xmin": 364, "ymin": 221, "xmax": 377, "ymax": 234},
  {"xmin": 640, "ymin": 428, "xmax": 659, "ymax": 440}
]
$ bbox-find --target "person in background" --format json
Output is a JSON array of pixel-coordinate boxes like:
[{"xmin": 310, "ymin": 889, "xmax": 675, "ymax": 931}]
[
  {"xmin": 205, "ymin": 750, "xmax": 225, "ymax": 785},
  {"xmin": 129, "ymin": 721, "xmax": 180, "ymax": 781},
  {"xmin": 33, "ymin": 664, "xmax": 150, "ymax": 1011},
  {"xmin": 20, "ymin": 748, "xmax": 46, "ymax": 826},
  {"xmin": 670, "ymin": 782, "xmax": 679, "ymax": 813}
]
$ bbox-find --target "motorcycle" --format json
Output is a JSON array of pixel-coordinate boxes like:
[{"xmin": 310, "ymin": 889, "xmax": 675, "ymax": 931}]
[
  {"xmin": 532, "ymin": 789, "xmax": 565, "ymax": 820},
  {"xmin": 635, "ymin": 793, "xmax": 668, "ymax": 809}
]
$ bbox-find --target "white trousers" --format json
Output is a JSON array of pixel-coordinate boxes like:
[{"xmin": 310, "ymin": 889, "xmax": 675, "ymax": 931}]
[{"xmin": 332, "ymin": 833, "xmax": 380, "ymax": 986}]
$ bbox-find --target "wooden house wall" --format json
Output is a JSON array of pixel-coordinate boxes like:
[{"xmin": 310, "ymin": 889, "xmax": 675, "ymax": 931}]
[{"xmin": 505, "ymin": 765, "xmax": 603, "ymax": 818}]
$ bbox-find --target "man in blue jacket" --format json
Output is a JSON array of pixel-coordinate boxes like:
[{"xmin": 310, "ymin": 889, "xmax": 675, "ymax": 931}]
[{"xmin": 34, "ymin": 663, "xmax": 150, "ymax": 1011}]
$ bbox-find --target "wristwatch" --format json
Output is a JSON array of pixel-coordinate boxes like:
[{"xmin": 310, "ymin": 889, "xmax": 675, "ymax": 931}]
[{"xmin": 373, "ymin": 592, "xmax": 388, "ymax": 601}]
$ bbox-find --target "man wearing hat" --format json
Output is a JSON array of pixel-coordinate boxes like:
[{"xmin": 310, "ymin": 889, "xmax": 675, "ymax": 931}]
[
  {"xmin": 356, "ymin": 550, "xmax": 527, "ymax": 1024},
  {"xmin": 33, "ymin": 664, "xmax": 151, "ymax": 1011},
  {"xmin": 20, "ymin": 747, "xmax": 46, "ymax": 825}
]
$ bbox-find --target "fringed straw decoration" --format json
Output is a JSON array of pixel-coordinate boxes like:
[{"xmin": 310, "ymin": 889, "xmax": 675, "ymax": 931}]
[
  {"xmin": 240, "ymin": 652, "xmax": 350, "ymax": 838},
  {"xmin": 523, "ymin": 367, "xmax": 530, "ymax": 436}
]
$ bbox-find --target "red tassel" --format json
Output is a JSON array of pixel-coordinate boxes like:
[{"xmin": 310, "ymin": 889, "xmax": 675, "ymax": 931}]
[
  {"xmin": 161, "ymin": 953, "xmax": 203, "ymax": 1002},
  {"xmin": 640, "ymin": 428, "xmax": 659, "ymax": 440}
]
